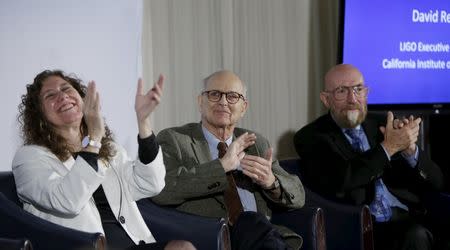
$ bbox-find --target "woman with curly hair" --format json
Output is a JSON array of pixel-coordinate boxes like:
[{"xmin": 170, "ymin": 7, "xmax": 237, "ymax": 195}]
[{"xmin": 12, "ymin": 70, "xmax": 195, "ymax": 250}]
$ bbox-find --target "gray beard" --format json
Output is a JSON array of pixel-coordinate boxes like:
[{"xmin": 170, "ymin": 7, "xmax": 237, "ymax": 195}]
[{"xmin": 346, "ymin": 110, "xmax": 360, "ymax": 127}]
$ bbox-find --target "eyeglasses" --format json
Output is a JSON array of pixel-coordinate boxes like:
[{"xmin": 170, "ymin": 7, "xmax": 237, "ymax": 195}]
[
  {"xmin": 324, "ymin": 84, "xmax": 368, "ymax": 101},
  {"xmin": 202, "ymin": 90, "xmax": 245, "ymax": 104}
]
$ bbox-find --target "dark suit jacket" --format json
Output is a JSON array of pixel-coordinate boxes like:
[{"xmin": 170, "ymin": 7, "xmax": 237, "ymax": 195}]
[
  {"xmin": 294, "ymin": 113, "xmax": 443, "ymax": 212},
  {"xmin": 153, "ymin": 123, "xmax": 305, "ymax": 245}
]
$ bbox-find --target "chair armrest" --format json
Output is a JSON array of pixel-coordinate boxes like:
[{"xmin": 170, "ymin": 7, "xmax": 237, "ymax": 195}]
[
  {"xmin": 305, "ymin": 189, "xmax": 373, "ymax": 250},
  {"xmin": 422, "ymin": 192, "xmax": 450, "ymax": 250},
  {"xmin": 271, "ymin": 207, "xmax": 326, "ymax": 250},
  {"xmin": 0, "ymin": 193, "xmax": 105, "ymax": 250},
  {"xmin": 361, "ymin": 206, "xmax": 374, "ymax": 250},
  {"xmin": 423, "ymin": 192, "xmax": 450, "ymax": 225},
  {"xmin": 278, "ymin": 159, "xmax": 374, "ymax": 250},
  {"xmin": 137, "ymin": 199, "xmax": 230, "ymax": 250},
  {"xmin": 0, "ymin": 237, "xmax": 33, "ymax": 250}
]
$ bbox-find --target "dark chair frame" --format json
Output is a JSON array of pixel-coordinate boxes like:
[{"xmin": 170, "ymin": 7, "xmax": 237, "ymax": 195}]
[
  {"xmin": 146, "ymin": 195, "xmax": 326, "ymax": 250},
  {"xmin": 0, "ymin": 171, "xmax": 228, "ymax": 250},
  {"xmin": 1, "ymin": 166, "xmax": 329, "ymax": 250},
  {"xmin": 279, "ymin": 159, "xmax": 374, "ymax": 250},
  {"xmin": 137, "ymin": 198, "xmax": 229, "ymax": 250},
  {"xmin": 0, "ymin": 172, "xmax": 106, "ymax": 250},
  {"xmin": 422, "ymin": 191, "xmax": 450, "ymax": 249},
  {"xmin": 271, "ymin": 206, "xmax": 326, "ymax": 250},
  {"xmin": 0, "ymin": 237, "xmax": 33, "ymax": 250}
]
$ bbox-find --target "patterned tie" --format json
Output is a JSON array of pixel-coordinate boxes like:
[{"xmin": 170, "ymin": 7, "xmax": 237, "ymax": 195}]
[
  {"xmin": 344, "ymin": 129, "xmax": 392, "ymax": 222},
  {"xmin": 217, "ymin": 142, "xmax": 243, "ymax": 225},
  {"xmin": 370, "ymin": 180, "xmax": 392, "ymax": 222},
  {"xmin": 344, "ymin": 128, "xmax": 364, "ymax": 152}
]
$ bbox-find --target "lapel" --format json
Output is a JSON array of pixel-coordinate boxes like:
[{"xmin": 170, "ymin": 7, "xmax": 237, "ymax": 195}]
[
  {"xmin": 324, "ymin": 113, "xmax": 381, "ymax": 154},
  {"xmin": 61, "ymin": 156, "xmax": 75, "ymax": 174},
  {"xmin": 100, "ymin": 165, "xmax": 121, "ymax": 215},
  {"xmin": 361, "ymin": 117, "xmax": 380, "ymax": 148},
  {"xmin": 189, "ymin": 123, "xmax": 214, "ymax": 163},
  {"xmin": 233, "ymin": 128, "xmax": 259, "ymax": 156},
  {"xmin": 232, "ymin": 128, "xmax": 267, "ymax": 212},
  {"xmin": 323, "ymin": 114, "xmax": 355, "ymax": 155}
]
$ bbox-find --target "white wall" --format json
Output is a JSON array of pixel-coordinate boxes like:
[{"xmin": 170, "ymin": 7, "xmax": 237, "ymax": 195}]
[{"xmin": 0, "ymin": 0, "xmax": 142, "ymax": 171}]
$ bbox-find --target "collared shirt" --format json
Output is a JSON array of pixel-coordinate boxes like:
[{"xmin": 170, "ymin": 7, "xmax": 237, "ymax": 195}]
[
  {"xmin": 201, "ymin": 125, "xmax": 257, "ymax": 212},
  {"xmin": 342, "ymin": 126, "xmax": 409, "ymax": 212}
]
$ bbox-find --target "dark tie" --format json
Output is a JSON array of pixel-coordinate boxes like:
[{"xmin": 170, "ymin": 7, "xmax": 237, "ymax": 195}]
[
  {"xmin": 217, "ymin": 142, "xmax": 243, "ymax": 225},
  {"xmin": 344, "ymin": 128, "xmax": 392, "ymax": 221},
  {"xmin": 344, "ymin": 128, "xmax": 364, "ymax": 152},
  {"xmin": 218, "ymin": 141, "xmax": 228, "ymax": 158}
]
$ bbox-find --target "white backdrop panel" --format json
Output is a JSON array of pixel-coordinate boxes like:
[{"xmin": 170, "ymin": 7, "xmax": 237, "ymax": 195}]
[{"xmin": 0, "ymin": 0, "xmax": 142, "ymax": 171}]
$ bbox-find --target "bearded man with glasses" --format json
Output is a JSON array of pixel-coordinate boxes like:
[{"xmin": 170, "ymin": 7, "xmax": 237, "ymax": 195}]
[
  {"xmin": 294, "ymin": 64, "xmax": 445, "ymax": 250},
  {"xmin": 153, "ymin": 70, "xmax": 305, "ymax": 250}
]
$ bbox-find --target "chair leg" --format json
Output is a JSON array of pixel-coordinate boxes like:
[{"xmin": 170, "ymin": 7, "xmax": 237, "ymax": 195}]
[
  {"xmin": 315, "ymin": 209, "xmax": 327, "ymax": 250},
  {"xmin": 361, "ymin": 206, "xmax": 374, "ymax": 250},
  {"xmin": 94, "ymin": 234, "xmax": 106, "ymax": 250},
  {"xmin": 220, "ymin": 221, "xmax": 231, "ymax": 250},
  {"xmin": 24, "ymin": 239, "xmax": 33, "ymax": 250}
]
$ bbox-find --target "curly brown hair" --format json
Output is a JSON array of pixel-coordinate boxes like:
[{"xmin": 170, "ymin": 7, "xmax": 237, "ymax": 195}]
[{"xmin": 18, "ymin": 70, "xmax": 115, "ymax": 162}]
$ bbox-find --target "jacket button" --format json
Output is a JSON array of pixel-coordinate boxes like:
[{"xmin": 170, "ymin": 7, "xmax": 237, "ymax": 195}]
[
  {"xmin": 419, "ymin": 171, "xmax": 427, "ymax": 179},
  {"xmin": 207, "ymin": 182, "xmax": 220, "ymax": 190},
  {"xmin": 119, "ymin": 216, "xmax": 126, "ymax": 224}
]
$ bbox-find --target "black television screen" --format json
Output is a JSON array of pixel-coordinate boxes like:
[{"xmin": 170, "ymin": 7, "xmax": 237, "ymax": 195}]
[{"xmin": 340, "ymin": 0, "xmax": 450, "ymax": 109}]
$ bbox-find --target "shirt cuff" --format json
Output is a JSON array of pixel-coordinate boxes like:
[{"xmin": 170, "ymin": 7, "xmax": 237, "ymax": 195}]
[
  {"xmin": 401, "ymin": 146, "xmax": 419, "ymax": 168},
  {"xmin": 138, "ymin": 133, "xmax": 159, "ymax": 164},
  {"xmin": 380, "ymin": 144, "xmax": 391, "ymax": 161},
  {"xmin": 77, "ymin": 152, "xmax": 99, "ymax": 171}
]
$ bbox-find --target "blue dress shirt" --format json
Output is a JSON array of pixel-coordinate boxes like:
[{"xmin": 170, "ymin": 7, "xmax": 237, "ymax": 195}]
[{"xmin": 343, "ymin": 126, "xmax": 411, "ymax": 221}]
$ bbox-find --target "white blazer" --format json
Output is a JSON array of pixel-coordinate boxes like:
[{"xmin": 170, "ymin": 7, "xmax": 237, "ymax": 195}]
[{"xmin": 12, "ymin": 143, "xmax": 166, "ymax": 245}]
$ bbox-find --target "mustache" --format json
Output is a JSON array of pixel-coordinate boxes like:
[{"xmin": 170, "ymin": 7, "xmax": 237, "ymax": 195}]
[{"xmin": 344, "ymin": 104, "xmax": 362, "ymax": 110}]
